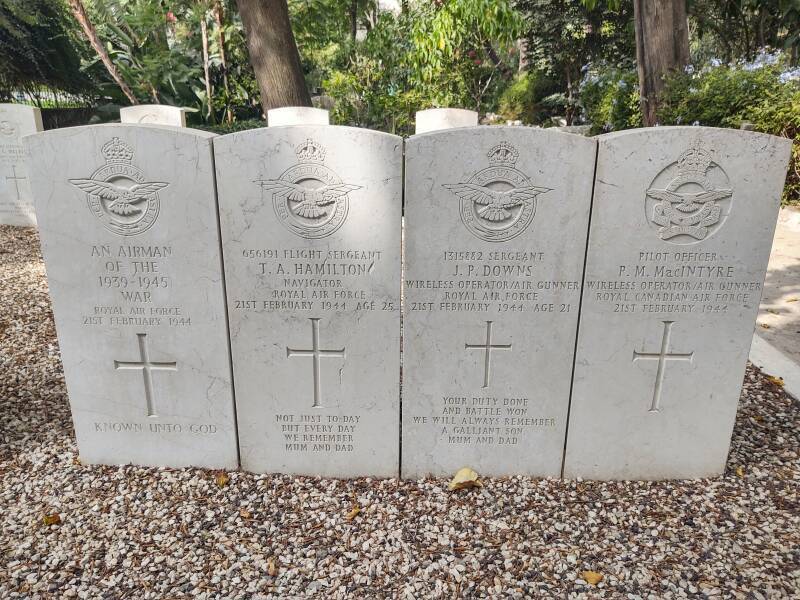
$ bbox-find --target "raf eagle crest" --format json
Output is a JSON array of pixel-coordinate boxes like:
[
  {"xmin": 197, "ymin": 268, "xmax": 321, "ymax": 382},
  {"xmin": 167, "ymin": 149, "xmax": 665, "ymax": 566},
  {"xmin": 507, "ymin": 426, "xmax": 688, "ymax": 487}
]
[
  {"xmin": 69, "ymin": 137, "xmax": 168, "ymax": 236},
  {"xmin": 256, "ymin": 139, "xmax": 361, "ymax": 239},
  {"xmin": 444, "ymin": 142, "xmax": 550, "ymax": 242}
]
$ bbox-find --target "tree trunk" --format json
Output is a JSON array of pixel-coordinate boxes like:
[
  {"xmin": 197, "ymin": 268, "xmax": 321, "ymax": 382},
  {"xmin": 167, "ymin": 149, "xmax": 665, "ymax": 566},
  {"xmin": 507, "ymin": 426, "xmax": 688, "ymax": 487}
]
[
  {"xmin": 66, "ymin": 0, "xmax": 138, "ymax": 105},
  {"xmin": 350, "ymin": 0, "xmax": 358, "ymax": 41},
  {"xmin": 213, "ymin": 0, "xmax": 233, "ymax": 123},
  {"xmin": 200, "ymin": 15, "xmax": 216, "ymax": 124},
  {"xmin": 237, "ymin": 0, "xmax": 311, "ymax": 113},
  {"xmin": 633, "ymin": 0, "xmax": 690, "ymax": 126}
]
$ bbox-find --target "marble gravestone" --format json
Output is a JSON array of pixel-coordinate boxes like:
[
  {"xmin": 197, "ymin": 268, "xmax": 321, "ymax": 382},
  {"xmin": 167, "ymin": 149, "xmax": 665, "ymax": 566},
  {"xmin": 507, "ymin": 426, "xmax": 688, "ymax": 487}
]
[
  {"xmin": 23, "ymin": 125, "xmax": 237, "ymax": 468},
  {"xmin": 120, "ymin": 105, "xmax": 187, "ymax": 127},
  {"xmin": 267, "ymin": 107, "xmax": 329, "ymax": 126},
  {"xmin": 415, "ymin": 108, "xmax": 478, "ymax": 134},
  {"xmin": 215, "ymin": 126, "xmax": 402, "ymax": 477},
  {"xmin": 402, "ymin": 127, "xmax": 597, "ymax": 478},
  {"xmin": 0, "ymin": 104, "xmax": 43, "ymax": 226},
  {"xmin": 564, "ymin": 127, "xmax": 793, "ymax": 480}
]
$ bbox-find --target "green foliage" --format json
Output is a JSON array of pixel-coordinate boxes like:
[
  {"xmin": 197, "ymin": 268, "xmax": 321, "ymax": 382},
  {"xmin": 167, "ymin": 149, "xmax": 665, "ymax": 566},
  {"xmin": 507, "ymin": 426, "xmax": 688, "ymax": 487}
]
[
  {"xmin": 658, "ymin": 56, "xmax": 800, "ymax": 204},
  {"xmin": 747, "ymin": 87, "xmax": 800, "ymax": 204},
  {"xmin": 196, "ymin": 117, "xmax": 265, "ymax": 134},
  {"xmin": 0, "ymin": 0, "xmax": 94, "ymax": 99},
  {"xmin": 578, "ymin": 62, "xmax": 641, "ymax": 133},
  {"xmin": 323, "ymin": 1, "xmax": 523, "ymax": 134},
  {"xmin": 497, "ymin": 71, "xmax": 560, "ymax": 123},
  {"xmin": 515, "ymin": 0, "xmax": 633, "ymax": 123}
]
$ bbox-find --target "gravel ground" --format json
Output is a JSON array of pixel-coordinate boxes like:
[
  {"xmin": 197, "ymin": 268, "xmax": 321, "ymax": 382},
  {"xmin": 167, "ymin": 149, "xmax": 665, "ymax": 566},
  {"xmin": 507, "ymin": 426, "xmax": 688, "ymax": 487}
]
[{"xmin": 1, "ymin": 224, "xmax": 799, "ymax": 599}]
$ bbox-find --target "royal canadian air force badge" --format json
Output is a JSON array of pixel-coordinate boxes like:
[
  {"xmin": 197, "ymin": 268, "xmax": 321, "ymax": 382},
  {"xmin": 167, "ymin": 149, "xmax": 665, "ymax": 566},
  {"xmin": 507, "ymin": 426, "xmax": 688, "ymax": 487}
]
[
  {"xmin": 443, "ymin": 142, "xmax": 551, "ymax": 242},
  {"xmin": 645, "ymin": 142, "xmax": 732, "ymax": 243},
  {"xmin": 256, "ymin": 138, "xmax": 362, "ymax": 239},
  {"xmin": 69, "ymin": 137, "xmax": 168, "ymax": 236}
]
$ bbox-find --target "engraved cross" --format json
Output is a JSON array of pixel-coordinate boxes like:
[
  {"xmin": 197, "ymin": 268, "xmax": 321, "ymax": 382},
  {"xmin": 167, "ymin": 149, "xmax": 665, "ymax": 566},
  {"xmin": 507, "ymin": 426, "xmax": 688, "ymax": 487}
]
[
  {"xmin": 114, "ymin": 333, "xmax": 178, "ymax": 417},
  {"xmin": 633, "ymin": 321, "xmax": 694, "ymax": 412},
  {"xmin": 465, "ymin": 321, "xmax": 512, "ymax": 388},
  {"xmin": 6, "ymin": 165, "xmax": 26, "ymax": 201},
  {"xmin": 287, "ymin": 318, "xmax": 346, "ymax": 408}
]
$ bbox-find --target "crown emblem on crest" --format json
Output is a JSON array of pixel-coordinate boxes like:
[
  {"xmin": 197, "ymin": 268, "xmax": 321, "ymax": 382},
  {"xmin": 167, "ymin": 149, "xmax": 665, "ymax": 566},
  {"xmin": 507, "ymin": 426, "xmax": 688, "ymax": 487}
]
[
  {"xmin": 0, "ymin": 121, "xmax": 15, "ymax": 137},
  {"xmin": 101, "ymin": 137, "xmax": 134, "ymax": 164},
  {"xmin": 295, "ymin": 138, "xmax": 326, "ymax": 163},
  {"xmin": 677, "ymin": 143, "xmax": 713, "ymax": 175},
  {"xmin": 487, "ymin": 142, "xmax": 519, "ymax": 166}
]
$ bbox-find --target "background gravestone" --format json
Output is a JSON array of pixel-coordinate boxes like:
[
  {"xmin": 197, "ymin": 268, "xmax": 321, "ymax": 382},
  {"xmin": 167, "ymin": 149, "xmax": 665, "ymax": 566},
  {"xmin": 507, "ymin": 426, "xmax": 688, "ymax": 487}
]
[
  {"xmin": 24, "ymin": 125, "xmax": 237, "ymax": 468},
  {"xmin": 402, "ymin": 127, "xmax": 596, "ymax": 478},
  {"xmin": 0, "ymin": 104, "xmax": 43, "ymax": 227},
  {"xmin": 564, "ymin": 127, "xmax": 793, "ymax": 480},
  {"xmin": 215, "ymin": 126, "xmax": 402, "ymax": 477},
  {"xmin": 120, "ymin": 105, "xmax": 187, "ymax": 127}
]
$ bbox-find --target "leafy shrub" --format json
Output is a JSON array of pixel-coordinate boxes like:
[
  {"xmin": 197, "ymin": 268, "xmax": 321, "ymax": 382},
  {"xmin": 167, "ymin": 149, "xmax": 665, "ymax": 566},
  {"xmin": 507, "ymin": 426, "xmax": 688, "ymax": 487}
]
[
  {"xmin": 658, "ymin": 53, "xmax": 800, "ymax": 204},
  {"xmin": 497, "ymin": 70, "xmax": 560, "ymax": 124},
  {"xmin": 578, "ymin": 62, "xmax": 641, "ymax": 133},
  {"xmin": 197, "ymin": 119, "xmax": 265, "ymax": 135}
]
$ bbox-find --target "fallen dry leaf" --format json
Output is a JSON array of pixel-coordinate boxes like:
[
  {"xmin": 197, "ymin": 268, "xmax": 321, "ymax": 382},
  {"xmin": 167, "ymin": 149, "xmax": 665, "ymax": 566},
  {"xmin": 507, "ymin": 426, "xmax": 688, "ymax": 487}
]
[
  {"xmin": 766, "ymin": 308, "xmax": 780, "ymax": 315},
  {"xmin": 42, "ymin": 513, "xmax": 61, "ymax": 526},
  {"xmin": 345, "ymin": 505, "xmax": 361, "ymax": 521},
  {"xmin": 787, "ymin": 297, "xmax": 798, "ymax": 302},
  {"xmin": 448, "ymin": 467, "xmax": 482, "ymax": 491},
  {"xmin": 215, "ymin": 471, "xmax": 229, "ymax": 487},
  {"xmin": 766, "ymin": 375, "xmax": 785, "ymax": 387},
  {"xmin": 735, "ymin": 465, "xmax": 745, "ymax": 478},
  {"xmin": 760, "ymin": 323, "xmax": 771, "ymax": 329},
  {"xmin": 582, "ymin": 570, "xmax": 603, "ymax": 585},
  {"xmin": 267, "ymin": 557, "xmax": 278, "ymax": 577},
  {"xmin": 239, "ymin": 508, "xmax": 251, "ymax": 519}
]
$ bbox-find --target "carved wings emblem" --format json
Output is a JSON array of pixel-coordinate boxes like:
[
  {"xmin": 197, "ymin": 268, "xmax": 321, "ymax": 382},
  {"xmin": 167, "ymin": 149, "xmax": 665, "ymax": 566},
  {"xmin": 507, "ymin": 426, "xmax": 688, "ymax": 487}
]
[
  {"xmin": 69, "ymin": 179, "xmax": 168, "ymax": 216},
  {"xmin": 444, "ymin": 183, "xmax": 551, "ymax": 222},
  {"xmin": 258, "ymin": 180, "xmax": 361, "ymax": 219},
  {"xmin": 646, "ymin": 188, "xmax": 732, "ymax": 213}
]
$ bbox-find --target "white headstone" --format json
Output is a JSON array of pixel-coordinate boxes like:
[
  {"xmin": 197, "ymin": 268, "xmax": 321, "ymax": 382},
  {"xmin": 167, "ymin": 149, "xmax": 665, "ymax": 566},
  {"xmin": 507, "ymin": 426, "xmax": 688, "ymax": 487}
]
[
  {"xmin": 415, "ymin": 108, "xmax": 478, "ymax": 134},
  {"xmin": 267, "ymin": 107, "xmax": 329, "ymax": 127},
  {"xmin": 0, "ymin": 104, "xmax": 43, "ymax": 226},
  {"xmin": 120, "ymin": 105, "xmax": 187, "ymax": 127},
  {"xmin": 214, "ymin": 126, "xmax": 402, "ymax": 477},
  {"xmin": 402, "ymin": 127, "xmax": 597, "ymax": 478},
  {"xmin": 23, "ymin": 125, "xmax": 237, "ymax": 468},
  {"xmin": 564, "ymin": 127, "xmax": 793, "ymax": 480}
]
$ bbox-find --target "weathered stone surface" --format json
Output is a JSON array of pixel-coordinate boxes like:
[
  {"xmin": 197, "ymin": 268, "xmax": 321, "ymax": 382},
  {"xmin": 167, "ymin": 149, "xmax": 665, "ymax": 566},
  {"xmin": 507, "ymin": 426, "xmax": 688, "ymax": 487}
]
[
  {"xmin": 415, "ymin": 108, "xmax": 478, "ymax": 134},
  {"xmin": 564, "ymin": 126, "xmax": 793, "ymax": 480},
  {"xmin": 402, "ymin": 127, "xmax": 597, "ymax": 478},
  {"xmin": 120, "ymin": 105, "xmax": 187, "ymax": 127},
  {"xmin": 24, "ymin": 125, "xmax": 237, "ymax": 468},
  {"xmin": 214, "ymin": 126, "xmax": 402, "ymax": 477},
  {"xmin": 267, "ymin": 107, "xmax": 329, "ymax": 126},
  {"xmin": 0, "ymin": 104, "xmax": 42, "ymax": 226}
]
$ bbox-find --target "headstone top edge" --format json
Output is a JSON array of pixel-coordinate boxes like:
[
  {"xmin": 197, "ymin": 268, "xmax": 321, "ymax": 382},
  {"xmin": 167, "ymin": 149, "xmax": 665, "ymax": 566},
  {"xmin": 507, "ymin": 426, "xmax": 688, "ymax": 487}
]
[
  {"xmin": 408, "ymin": 125, "xmax": 598, "ymax": 148},
  {"xmin": 596, "ymin": 125, "xmax": 791, "ymax": 149},
  {"xmin": 0, "ymin": 103, "xmax": 42, "ymax": 116},
  {"xmin": 120, "ymin": 104, "xmax": 188, "ymax": 114},
  {"xmin": 212, "ymin": 124, "xmax": 403, "ymax": 144},
  {"xmin": 21, "ymin": 123, "xmax": 216, "ymax": 146}
]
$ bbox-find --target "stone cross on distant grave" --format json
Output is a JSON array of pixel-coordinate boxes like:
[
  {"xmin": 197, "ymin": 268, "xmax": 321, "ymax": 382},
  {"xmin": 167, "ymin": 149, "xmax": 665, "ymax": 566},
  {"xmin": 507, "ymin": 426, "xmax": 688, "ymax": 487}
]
[
  {"xmin": 114, "ymin": 333, "xmax": 178, "ymax": 417},
  {"xmin": 5, "ymin": 165, "xmax": 26, "ymax": 201},
  {"xmin": 287, "ymin": 318, "xmax": 346, "ymax": 408},
  {"xmin": 465, "ymin": 321, "xmax": 512, "ymax": 388},
  {"xmin": 632, "ymin": 321, "xmax": 694, "ymax": 413}
]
